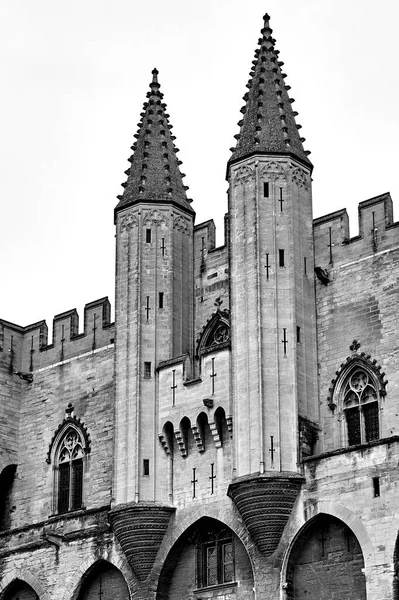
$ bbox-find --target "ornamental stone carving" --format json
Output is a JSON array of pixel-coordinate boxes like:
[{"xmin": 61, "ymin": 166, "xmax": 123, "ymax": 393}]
[
  {"xmin": 290, "ymin": 165, "xmax": 309, "ymax": 189},
  {"xmin": 119, "ymin": 213, "xmax": 139, "ymax": 232},
  {"xmin": 232, "ymin": 164, "xmax": 255, "ymax": 187},
  {"xmin": 259, "ymin": 160, "xmax": 287, "ymax": 181},
  {"xmin": 142, "ymin": 208, "xmax": 168, "ymax": 226},
  {"xmin": 173, "ymin": 213, "xmax": 191, "ymax": 234}
]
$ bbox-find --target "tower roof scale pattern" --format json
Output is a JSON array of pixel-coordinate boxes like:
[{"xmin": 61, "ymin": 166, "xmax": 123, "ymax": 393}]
[
  {"xmin": 115, "ymin": 68, "xmax": 194, "ymax": 216},
  {"xmin": 229, "ymin": 13, "xmax": 312, "ymax": 169}
]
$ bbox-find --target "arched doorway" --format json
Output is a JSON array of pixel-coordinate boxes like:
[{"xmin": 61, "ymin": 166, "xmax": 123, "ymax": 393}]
[
  {"xmin": 286, "ymin": 514, "xmax": 366, "ymax": 599},
  {"xmin": 157, "ymin": 517, "xmax": 254, "ymax": 599},
  {"xmin": 76, "ymin": 560, "xmax": 129, "ymax": 600},
  {"xmin": 1, "ymin": 579, "xmax": 38, "ymax": 600}
]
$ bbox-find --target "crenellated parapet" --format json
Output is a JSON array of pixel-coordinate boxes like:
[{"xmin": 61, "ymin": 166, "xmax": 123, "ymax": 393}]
[
  {"xmin": 0, "ymin": 297, "xmax": 114, "ymax": 373},
  {"xmin": 313, "ymin": 192, "xmax": 399, "ymax": 274}
]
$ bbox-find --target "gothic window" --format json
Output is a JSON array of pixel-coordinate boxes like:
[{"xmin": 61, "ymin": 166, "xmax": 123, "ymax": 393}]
[
  {"xmin": 197, "ymin": 527, "xmax": 234, "ymax": 588},
  {"xmin": 47, "ymin": 405, "xmax": 90, "ymax": 515},
  {"xmin": 343, "ymin": 369, "xmax": 379, "ymax": 445},
  {"xmin": 56, "ymin": 428, "xmax": 85, "ymax": 513},
  {"xmin": 197, "ymin": 309, "xmax": 230, "ymax": 357}
]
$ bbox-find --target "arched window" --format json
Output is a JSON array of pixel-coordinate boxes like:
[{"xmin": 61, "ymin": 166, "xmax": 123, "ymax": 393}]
[
  {"xmin": 328, "ymin": 349, "xmax": 387, "ymax": 448},
  {"xmin": 56, "ymin": 427, "xmax": 85, "ymax": 513},
  {"xmin": 342, "ymin": 369, "xmax": 379, "ymax": 445},
  {"xmin": 197, "ymin": 524, "xmax": 234, "ymax": 588},
  {"xmin": 47, "ymin": 403, "xmax": 90, "ymax": 514}
]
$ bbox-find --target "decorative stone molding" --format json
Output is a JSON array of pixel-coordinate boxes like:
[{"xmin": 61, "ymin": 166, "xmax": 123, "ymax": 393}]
[
  {"xmin": 327, "ymin": 350, "xmax": 388, "ymax": 412},
  {"xmin": 259, "ymin": 160, "xmax": 288, "ymax": 180},
  {"xmin": 196, "ymin": 309, "xmax": 230, "ymax": 357},
  {"xmin": 46, "ymin": 403, "xmax": 91, "ymax": 464},
  {"xmin": 142, "ymin": 208, "xmax": 168, "ymax": 226},
  {"xmin": 227, "ymin": 473, "xmax": 304, "ymax": 556},
  {"xmin": 209, "ymin": 420, "xmax": 222, "ymax": 449},
  {"xmin": 109, "ymin": 502, "xmax": 175, "ymax": 582},
  {"xmin": 191, "ymin": 425, "xmax": 205, "ymax": 453},
  {"xmin": 119, "ymin": 213, "xmax": 139, "ymax": 232},
  {"xmin": 158, "ymin": 432, "xmax": 172, "ymax": 456},
  {"xmin": 232, "ymin": 164, "xmax": 254, "ymax": 187},
  {"xmin": 174, "ymin": 428, "xmax": 187, "ymax": 457},
  {"xmin": 172, "ymin": 213, "xmax": 191, "ymax": 234},
  {"xmin": 226, "ymin": 416, "xmax": 233, "ymax": 439},
  {"xmin": 290, "ymin": 165, "xmax": 309, "ymax": 189}
]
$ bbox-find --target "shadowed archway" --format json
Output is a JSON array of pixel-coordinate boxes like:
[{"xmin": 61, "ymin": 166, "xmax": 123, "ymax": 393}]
[
  {"xmin": 285, "ymin": 514, "xmax": 366, "ymax": 599},
  {"xmin": 156, "ymin": 517, "xmax": 254, "ymax": 599}
]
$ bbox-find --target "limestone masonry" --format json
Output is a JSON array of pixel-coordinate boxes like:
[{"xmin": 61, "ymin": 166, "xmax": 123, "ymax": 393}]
[{"xmin": 1, "ymin": 12, "xmax": 398, "ymax": 600}]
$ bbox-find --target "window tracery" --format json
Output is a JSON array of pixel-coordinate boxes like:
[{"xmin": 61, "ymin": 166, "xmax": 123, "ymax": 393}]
[
  {"xmin": 197, "ymin": 309, "xmax": 230, "ymax": 357},
  {"xmin": 343, "ymin": 369, "xmax": 379, "ymax": 445},
  {"xmin": 57, "ymin": 428, "xmax": 84, "ymax": 513},
  {"xmin": 47, "ymin": 404, "xmax": 90, "ymax": 514}
]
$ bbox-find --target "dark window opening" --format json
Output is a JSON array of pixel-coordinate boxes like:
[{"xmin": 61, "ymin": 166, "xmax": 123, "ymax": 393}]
[
  {"xmin": 159, "ymin": 292, "xmax": 164, "ymax": 309},
  {"xmin": 279, "ymin": 249, "xmax": 285, "ymax": 267},
  {"xmin": 373, "ymin": 476, "xmax": 380, "ymax": 498},
  {"xmin": 263, "ymin": 182, "xmax": 269, "ymax": 198},
  {"xmin": 297, "ymin": 326, "xmax": 301, "ymax": 343},
  {"xmin": 197, "ymin": 531, "xmax": 234, "ymax": 589},
  {"xmin": 146, "ymin": 229, "xmax": 152, "ymax": 243},
  {"xmin": 346, "ymin": 408, "xmax": 361, "ymax": 446},
  {"xmin": 144, "ymin": 362, "xmax": 151, "ymax": 378},
  {"xmin": 304, "ymin": 257, "xmax": 307, "ymax": 275},
  {"xmin": 143, "ymin": 459, "xmax": 150, "ymax": 476}
]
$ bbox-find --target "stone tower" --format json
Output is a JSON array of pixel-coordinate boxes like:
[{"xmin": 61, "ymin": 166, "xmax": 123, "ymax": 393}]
[
  {"xmin": 226, "ymin": 14, "xmax": 319, "ymax": 555},
  {"xmin": 110, "ymin": 70, "xmax": 195, "ymax": 585}
]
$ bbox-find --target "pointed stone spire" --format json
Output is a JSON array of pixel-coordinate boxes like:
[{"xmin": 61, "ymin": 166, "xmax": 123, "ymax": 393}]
[
  {"xmin": 115, "ymin": 68, "xmax": 194, "ymax": 216},
  {"xmin": 229, "ymin": 14, "xmax": 312, "ymax": 169}
]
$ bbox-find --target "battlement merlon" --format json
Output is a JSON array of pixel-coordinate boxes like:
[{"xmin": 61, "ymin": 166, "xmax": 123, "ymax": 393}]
[
  {"xmin": 0, "ymin": 297, "xmax": 114, "ymax": 373},
  {"xmin": 313, "ymin": 192, "xmax": 399, "ymax": 269}
]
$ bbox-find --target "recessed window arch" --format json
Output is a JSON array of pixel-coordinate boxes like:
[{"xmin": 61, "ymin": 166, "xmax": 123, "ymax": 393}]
[
  {"xmin": 342, "ymin": 368, "xmax": 379, "ymax": 445},
  {"xmin": 329, "ymin": 351, "xmax": 387, "ymax": 448},
  {"xmin": 47, "ymin": 403, "xmax": 91, "ymax": 514},
  {"xmin": 56, "ymin": 427, "xmax": 85, "ymax": 513}
]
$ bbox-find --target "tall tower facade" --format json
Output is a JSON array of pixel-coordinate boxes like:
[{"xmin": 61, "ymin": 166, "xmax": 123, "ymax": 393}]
[
  {"xmin": 110, "ymin": 70, "xmax": 195, "ymax": 587},
  {"xmin": 226, "ymin": 14, "xmax": 319, "ymax": 556}
]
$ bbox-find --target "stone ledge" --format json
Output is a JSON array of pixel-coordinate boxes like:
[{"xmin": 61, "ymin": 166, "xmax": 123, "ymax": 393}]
[{"xmin": 303, "ymin": 435, "xmax": 399, "ymax": 463}]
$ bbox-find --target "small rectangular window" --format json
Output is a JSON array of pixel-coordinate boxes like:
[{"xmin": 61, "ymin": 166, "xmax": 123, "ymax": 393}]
[
  {"xmin": 279, "ymin": 249, "xmax": 285, "ymax": 267},
  {"xmin": 304, "ymin": 257, "xmax": 307, "ymax": 275},
  {"xmin": 159, "ymin": 292, "xmax": 164, "ymax": 309},
  {"xmin": 297, "ymin": 326, "xmax": 301, "ymax": 343},
  {"xmin": 373, "ymin": 476, "xmax": 380, "ymax": 497},
  {"xmin": 146, "ymin": 229, "xmax": 152, "ymax": 243},
  {"xmin": 263, "ymin": 182, "xmax": 269, "ymax": 198},
  {"xmin": 143, "ymin": 459, "xmax": 150, "ymax": 476},
  {"xmin": 144, "ymin": 362, "xmax": 151, "ymax": 379}
]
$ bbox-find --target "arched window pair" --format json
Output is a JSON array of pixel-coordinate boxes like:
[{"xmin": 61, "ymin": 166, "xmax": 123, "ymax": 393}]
[
  {"xmin": 47, "ymin": 404, "xmax": 90, "ymax": 514},
  {"xmin": 329, "ymin": 348, "xmax": 387, "ymax": 448}
]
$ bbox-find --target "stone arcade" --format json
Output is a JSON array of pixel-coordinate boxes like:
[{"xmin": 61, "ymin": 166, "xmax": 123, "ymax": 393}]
[{"xmin": 1, "ymin": 11, "xmax": 399, "ymax": 600}]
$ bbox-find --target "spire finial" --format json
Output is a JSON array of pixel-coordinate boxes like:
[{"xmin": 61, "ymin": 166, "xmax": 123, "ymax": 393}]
[
  {"xmin": 263, "ymin": 13, "xmax": 271, "ymax": 24},
  {"xmin": 152, "ymin": 68, "xmax": 159, "ymax": 84}
]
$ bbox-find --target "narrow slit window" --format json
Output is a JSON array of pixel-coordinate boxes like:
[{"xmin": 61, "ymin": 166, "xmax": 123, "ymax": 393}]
[
  {"xmin": 143, "ymin": 459, "xmax": 150, "ymax": 476},
  {"xmin": 304, "ymin": 257, "xmax": 307, "ymax": 275},
  {"xmin": 263, "ymin": 182, "xmax": 269, "ymax": 198},
  {"xmin": 146, "ymin": 229, "xmax": 152, "ymax": 243},
  {"xmin": 279, "ymin": 249, "xmax": 285, "ymax": 267},
  {"xmin": 297, "ymin": 326, "xmax": 301, "ymax": 343},
  {"xmin": 373, "ymin": 476, "xmax": 380, "ymax": 497},
  {"xmin": 144, "ymin": 362, "xmax": 151, "ymax": 379},
  {"xmin": 159, "ymin": 292, "xmax": 164, "ymax": 309}
]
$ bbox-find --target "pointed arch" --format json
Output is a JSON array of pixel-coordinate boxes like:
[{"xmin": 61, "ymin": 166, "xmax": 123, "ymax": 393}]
[
  {"xmin": 0, "ymin": 571, "xmax": 50, "ymax": 600},
  {"xmin": 196, "ymin": 309, "xmax": 230, "ymax": 357},
  {"xmin": 327, "ymin": 351, "xmax": 387, "ymax": 447},
  {"xmin": 284, "ymin": 513, "xmax": 367, "ymax": 599},
  {"xmin": 156, "ymin": 516, "xmax": 254, "ymax": 600},
  {"xmin": 47, "ymin": 405, "xmax": 91, "ymax": 514},
  {"xmin": 67, "ymin": 559, "xmax": 131, "ymax": 600}
]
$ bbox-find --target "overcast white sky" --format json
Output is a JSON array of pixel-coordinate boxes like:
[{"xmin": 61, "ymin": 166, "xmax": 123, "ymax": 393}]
[{"xmin": 1, "ymin": 0, "xmax": 398, "ymax": 331}]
